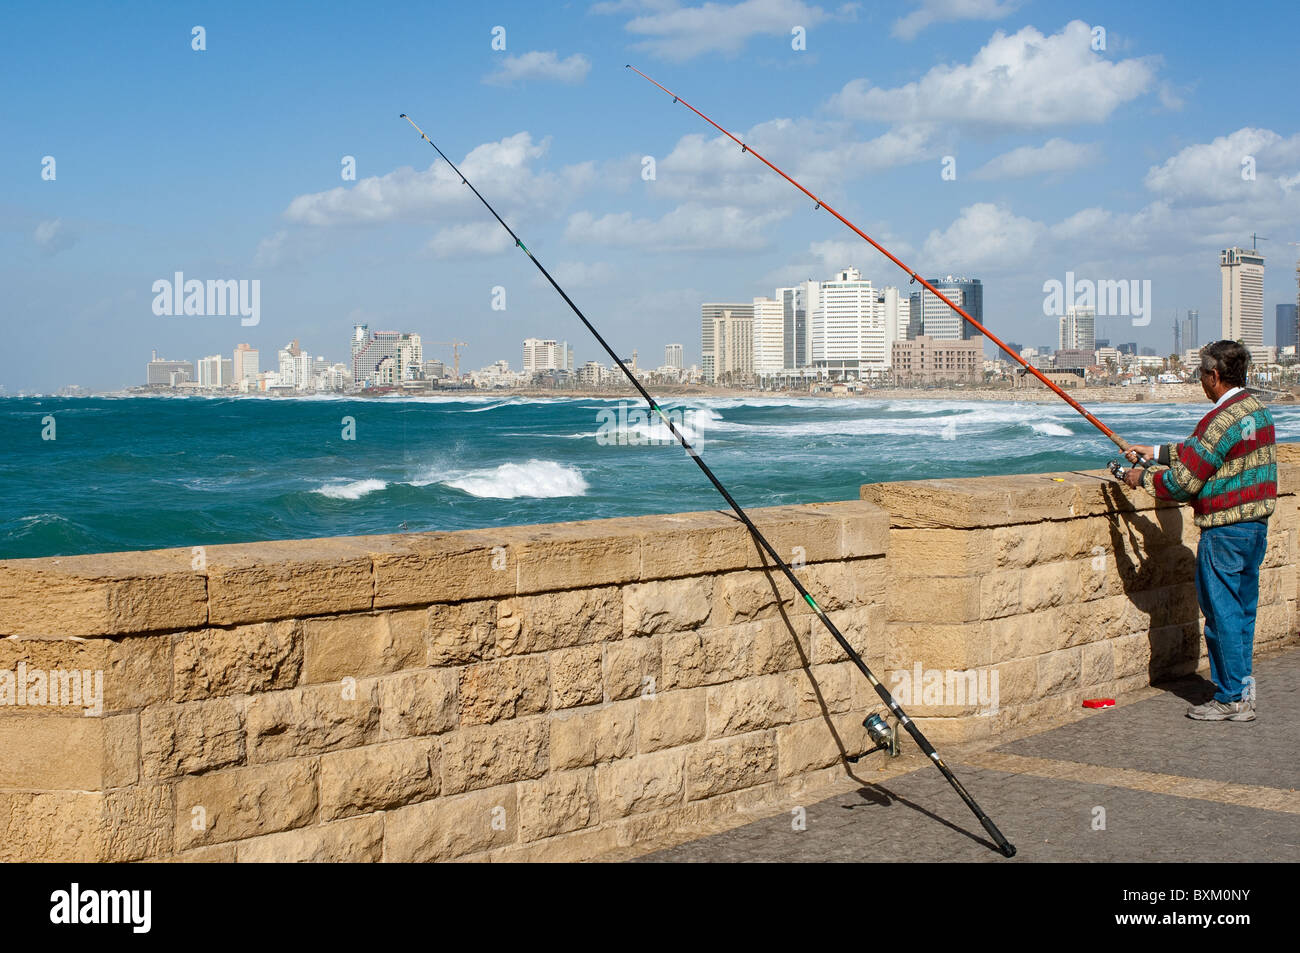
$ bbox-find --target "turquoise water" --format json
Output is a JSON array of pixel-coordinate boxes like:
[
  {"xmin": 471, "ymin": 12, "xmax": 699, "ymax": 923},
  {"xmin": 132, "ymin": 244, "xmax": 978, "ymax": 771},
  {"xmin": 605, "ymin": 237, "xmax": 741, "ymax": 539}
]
[{"xmin": 3, "ymin": 395, "xmax": 1296, "ymax": 559}]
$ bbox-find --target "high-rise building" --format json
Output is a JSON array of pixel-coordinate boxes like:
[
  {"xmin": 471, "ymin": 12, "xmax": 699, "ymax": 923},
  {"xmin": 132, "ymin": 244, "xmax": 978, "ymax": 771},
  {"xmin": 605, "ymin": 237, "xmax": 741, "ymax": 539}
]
[
  {"xmin": 196, "ymin": 355, "xmax": 231, "ymax": 388},
  {"xmin": 1059, "ymin": 306, "xmax": 1095, "ymax": 352},
  {"xmin": 1278, "ymin": 304, "xmax": 1299, "ymax": 350},
  {"xmin": 752, "ymin": 297, "xmax": 785, "ymax": 375},
  {"xmin": 146, "ymin": 352, "xmax": 194, "ymax": 387},
  {"xmin": 778, "ymin": 286, "xmax": 809, "ymax": 369},
  {"xmin": 909, "ymin": 277, "xmax": 983, "ymax": 341},
  {"xmin": 1221, "ymin": 247, "xmax": 1265, "ymax": 347},
  {"xmin": 233, "ymin": 343, "xmax": 259, "ymax": 383},
  {"xmin": 1173, "ymin": 316, "xmax": 1182, "ymax": 356},
  {"xmin": 1184, "ymin": 309, "xmax": 1199, "ymax": 351},
  {"xmin": 810, "ymin": 267, "xmax": 884, "ymax": 377},
  {"xmin": 523, "ymin": 338, "xmax": 566, "ymax": 375},
  {"xmin": 701, "ymin": 303, "xmax": 753, "ymax": 383},
  {"xmin": 351, "ymin": 325, "xmax": 422, "ymax": 386},
  {"xmin": 397, "ymin": 333, "xmax": 423, "ymax": 381},
  {"xmin": 665, "ymin": 343, "xmax": 683, "ymax": 369}
]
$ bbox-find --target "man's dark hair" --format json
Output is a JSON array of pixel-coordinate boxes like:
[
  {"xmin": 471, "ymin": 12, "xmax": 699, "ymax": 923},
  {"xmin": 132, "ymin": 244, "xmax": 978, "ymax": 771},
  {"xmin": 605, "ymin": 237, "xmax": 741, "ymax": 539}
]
[{"xmin": 1200, "ymin": 340, "xmax": 1250, "ymax": 387}]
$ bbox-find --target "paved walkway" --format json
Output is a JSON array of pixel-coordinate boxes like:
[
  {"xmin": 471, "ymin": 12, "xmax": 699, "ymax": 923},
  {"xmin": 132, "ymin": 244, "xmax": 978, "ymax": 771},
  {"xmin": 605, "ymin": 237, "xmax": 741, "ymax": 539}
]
[{"xmin": 639, "ymin": 648, "xmax": 1300, "ymax": 862}]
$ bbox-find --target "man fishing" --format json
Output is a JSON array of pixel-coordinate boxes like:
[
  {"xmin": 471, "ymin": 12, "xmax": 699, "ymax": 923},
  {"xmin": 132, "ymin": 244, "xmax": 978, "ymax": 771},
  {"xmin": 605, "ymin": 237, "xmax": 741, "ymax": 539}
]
[{"xmin": 1121, "ymin": 340, "xmax": 1277, "ymax": 722}]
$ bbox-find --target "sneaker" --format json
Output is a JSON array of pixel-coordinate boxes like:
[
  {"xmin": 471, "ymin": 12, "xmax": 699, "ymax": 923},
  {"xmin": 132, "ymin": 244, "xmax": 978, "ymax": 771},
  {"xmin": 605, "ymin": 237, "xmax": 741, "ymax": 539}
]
[{"xmin": 1187, "ymin": 699, "xmax": 1256, "ymax": 722}]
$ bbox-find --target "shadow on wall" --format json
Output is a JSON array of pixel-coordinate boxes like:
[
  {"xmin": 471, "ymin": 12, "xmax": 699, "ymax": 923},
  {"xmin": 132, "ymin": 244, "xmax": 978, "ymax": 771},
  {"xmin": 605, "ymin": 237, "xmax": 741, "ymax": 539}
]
[{"xmin": 1101, "ymin": 483, "xmax": 1215, "ymax": 704}]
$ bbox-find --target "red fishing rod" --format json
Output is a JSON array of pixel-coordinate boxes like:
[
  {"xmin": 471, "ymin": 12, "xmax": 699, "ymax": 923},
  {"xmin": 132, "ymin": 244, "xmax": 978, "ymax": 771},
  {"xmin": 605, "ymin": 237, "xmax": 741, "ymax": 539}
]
[{"xmin": 626, "ymin": 65, "xmax": 1151, "ymax": 467}]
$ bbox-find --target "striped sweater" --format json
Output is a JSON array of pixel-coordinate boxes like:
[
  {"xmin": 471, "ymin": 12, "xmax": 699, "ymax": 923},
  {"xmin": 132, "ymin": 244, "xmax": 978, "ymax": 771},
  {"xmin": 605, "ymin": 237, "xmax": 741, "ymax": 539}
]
[{"xmin": 1140, "ymin": 390, "xmax": 1277, "ymax": 527}]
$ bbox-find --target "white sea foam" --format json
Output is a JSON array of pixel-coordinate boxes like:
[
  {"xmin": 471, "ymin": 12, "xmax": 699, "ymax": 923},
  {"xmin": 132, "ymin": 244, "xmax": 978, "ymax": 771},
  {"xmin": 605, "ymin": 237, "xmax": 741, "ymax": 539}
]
[
  {"xmin": 313, "ymin": 478, "xmax": 388, "ymax": 500},
  {"xmin": 442, "ymin": 460, "xmax": 588, "ymax": 499},
  {"xmin": 1030, "ymin": 422, "xmax": 1073, "ymax": 436}
]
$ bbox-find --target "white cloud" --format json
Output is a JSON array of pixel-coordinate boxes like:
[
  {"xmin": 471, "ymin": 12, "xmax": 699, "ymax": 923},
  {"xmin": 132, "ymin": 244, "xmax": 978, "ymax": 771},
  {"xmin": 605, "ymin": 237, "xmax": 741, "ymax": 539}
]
[
  {"xmin": 34, "ymin": 218, "xmax": 76, "ymax": 256},
  {"xmin": 970, "ymin": 138, "xmax": 1099, "ymax": 180},
  {"xmin": 1144, "ymin": 127, "xmax": 1300, "ymax": 205},
  {"xmin": 830, "ymin": 21, "xmax": 1157, "ymax": 127},
  {"xmin": 646, "ymin": 119, "xmax": 943, "ymax": 207},
  {"xmin": 283, "ymin": 133, "xmax": 594, "ymax": 227},
  {"xmin": 424, "ymin": 222, "xmax": 514, "ymax": 259},
  {"xmin": 609, "ymin": 0, "xmax": 832, "ymax": 61},
  {"xmin": 483, "ymin": 51, "xmax": 592, "ymax": 86},
  {"xmin": 921, "ymin": 202, "xmax": 1046, "ymax": 272},
  {"xmin": 565, "ymin": 203, "xmax": 790, "ymax": 252},
  {"xmin": 891, "ymin": 0, "xmax": 1021, "ymax": 41}
]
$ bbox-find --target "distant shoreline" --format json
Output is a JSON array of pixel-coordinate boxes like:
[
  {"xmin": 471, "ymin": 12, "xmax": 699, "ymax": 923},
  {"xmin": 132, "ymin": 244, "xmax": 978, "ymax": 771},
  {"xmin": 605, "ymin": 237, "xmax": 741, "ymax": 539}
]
[{"xmin": 20, "ymin": 382, "xmax": 1275, "ymax": 405}]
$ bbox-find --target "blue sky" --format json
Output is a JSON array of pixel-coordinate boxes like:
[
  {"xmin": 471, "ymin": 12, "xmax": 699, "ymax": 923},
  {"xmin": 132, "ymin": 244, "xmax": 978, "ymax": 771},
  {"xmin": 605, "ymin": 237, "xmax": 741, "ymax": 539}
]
[{"xmin": 4, "ymin": 0, "xmax": 1300, "ymax": 391}]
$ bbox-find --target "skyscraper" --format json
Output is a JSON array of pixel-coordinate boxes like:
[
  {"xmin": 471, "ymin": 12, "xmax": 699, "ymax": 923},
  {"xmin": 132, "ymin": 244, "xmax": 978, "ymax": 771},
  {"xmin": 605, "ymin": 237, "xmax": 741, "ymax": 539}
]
[
  {"xmin": 523, "ymin": 338, "xmax": 565, "ymax": 375},
  {"xmin": 233, "ymin": 343, "xmax": 259, "ymax": 383},
  {"xmin": 665, "ymin": 343, "xmax": 683, "ymax": 369},
  {"xmin": 777, "ymin": 286, "xmax": 808, "ymax": 370},
  {"xmin": 909, "ymin": 276, "xmax": 983, "ymax": 341},
  {"xmin": 751, "ymin": 296, "xmax": 785, "ymax": 375},
  {"xmin": 1184, "ymin": 309, "xmax": 1199, "ymax": 351},
  {"xmin": 1221, "ymin": 247, "xmax": 1265, "ymax": 347},
  {"xmin": 810, "ymin": 267, "xmax": 882, "ymax": 377},
  {"xmin": 1058, "ymin": 306, "xmax": 1095, "ymax": 351},
  {"xmin": 1278, "ymin": 304, "xmax": 1299, "ymax": 350},
  {"xmin": 701, "ymin": 303, "xmax": 754, "ymax": 384}
]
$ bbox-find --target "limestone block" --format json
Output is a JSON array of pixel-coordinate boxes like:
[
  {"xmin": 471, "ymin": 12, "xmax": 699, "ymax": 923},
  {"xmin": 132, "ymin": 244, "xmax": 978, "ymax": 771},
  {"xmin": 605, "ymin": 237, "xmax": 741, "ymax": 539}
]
[
  {"xmin": 596, "ymin": 749, "xmax": 685, "ymax": 817},
  {"xmin": 174, "ymin": 758, "xmax": 318, "ymax": 850},
  {"xmin": 706, "ymin": 672, "xmax": 798, "ymax": 737},
  {"xmin": 518, "ymin": 768, "xmax": 598, "ymax": 841},
  {"xmin": 173, "ymin": 621, "xmax": 301, "ymax": 701},
  {"xmin": 602, "ymin": 635, "xmax": 661, "ymax": 701},
  {"xmin": 244, "ymin": 679, "xmax": 379, "ymax": 763},
  {"xmin": 205, "ymin": 538, "xmax": 376, "ymax": 625},
  {"xmin": 141, "ymin": 697, "xmax": 245, "ymax": 780},
  {"xmin": 318, "ymin": 738, "xmax": 439, "ymax": 820},
  {"xmin": 303, "ymin": 610, "xmax": 425, "ymax": 683},
  {"xmin": 458, "ymin": 656, "xmax": 550, "ymax": 725},
  {"xmin": 383, "ymin": 784, "xmax": 517, "ymax": 862},
  {"xmin": 0, "ymin": 548, "xmax": 205, "ymax": 637},
  {"xmin": 0, "ymin": 633, "xmax": 171, "ymax": 713},
  {"xmin": 550, "ymin": 702, "xmax": 635, "ymax": 769},
  {"xmin": 378, "ymin": 668, "xmax": 458, "ymax": 740},
  {"xmin": 684, "ymin": 731, "xmax": 776, "ymax": 800},
  {"xmin": 550, "ymin": 644, "xmax": 603, "ymax": 710},
  {"xmin": 440, "ymin": 718, "xmax": 548, "ymax": 794},
  {"xmin": 623, "ymin": 577, "xmax": 713, "ymax": 636},
  {"xmin": 636, "ymin": 688, "xmax": 706, "ymax": 752},
  {"xmin": 0, "ymin": 713, "xmax": 138, "ymax": 790},
  {"xmin": 235, "ymin": 815, "xmax": 384, "ymax": 862}
]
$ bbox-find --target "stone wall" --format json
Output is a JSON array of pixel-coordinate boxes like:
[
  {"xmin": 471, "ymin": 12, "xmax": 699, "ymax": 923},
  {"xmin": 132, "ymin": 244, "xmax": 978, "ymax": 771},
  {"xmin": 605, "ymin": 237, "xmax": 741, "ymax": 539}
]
[{"xmin": 1, "ymin": 454, "xmax": 1296, "ymax": 862}]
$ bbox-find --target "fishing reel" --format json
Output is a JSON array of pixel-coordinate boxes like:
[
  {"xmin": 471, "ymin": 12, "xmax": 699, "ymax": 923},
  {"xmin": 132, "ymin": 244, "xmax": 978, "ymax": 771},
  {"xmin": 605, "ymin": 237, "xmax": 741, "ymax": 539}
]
[
  {"xmin": 845, "ymin": 712, "xmax": 900, "ymax": 762},
  {"xmin": 1107, "ymin": 460, "xmax": 1129, "ymax": 481}
]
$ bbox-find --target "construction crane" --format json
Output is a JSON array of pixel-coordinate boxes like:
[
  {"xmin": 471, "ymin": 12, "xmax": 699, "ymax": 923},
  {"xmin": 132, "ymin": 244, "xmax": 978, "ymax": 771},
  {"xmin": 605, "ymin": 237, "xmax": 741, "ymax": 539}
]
[{"xmin": 428, "ymin": 341, "xmax": 468, "ymax": 379}]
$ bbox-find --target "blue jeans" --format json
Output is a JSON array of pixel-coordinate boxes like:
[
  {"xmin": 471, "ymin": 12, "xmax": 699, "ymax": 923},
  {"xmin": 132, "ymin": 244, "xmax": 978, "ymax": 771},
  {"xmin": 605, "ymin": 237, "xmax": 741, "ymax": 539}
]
[{"xmin": 1194, "ymin": 521, "xmax": 1268, "ymax": 702}]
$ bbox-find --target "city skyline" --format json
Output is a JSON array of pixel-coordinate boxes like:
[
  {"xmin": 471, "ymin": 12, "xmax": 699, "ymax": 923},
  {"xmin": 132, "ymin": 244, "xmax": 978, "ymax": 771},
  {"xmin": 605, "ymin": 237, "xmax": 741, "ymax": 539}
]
[{"xmin": 6, "ymin": 3, "xmax": 1300, "ymax": 392}]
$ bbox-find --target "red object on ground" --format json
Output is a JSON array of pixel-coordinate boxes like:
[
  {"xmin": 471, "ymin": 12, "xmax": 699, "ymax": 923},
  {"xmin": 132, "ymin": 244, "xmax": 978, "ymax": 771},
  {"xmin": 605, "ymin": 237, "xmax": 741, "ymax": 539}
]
[{"xmin": 1083, "ymin": 699, "xmax": 1116, "ymax": 709}]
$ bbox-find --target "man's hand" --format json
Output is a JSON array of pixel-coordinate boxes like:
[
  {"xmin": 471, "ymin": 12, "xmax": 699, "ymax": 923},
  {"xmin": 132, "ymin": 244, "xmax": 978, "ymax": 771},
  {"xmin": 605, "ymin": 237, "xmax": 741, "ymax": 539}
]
[
  {"xmin": 1124, "ymin": 444, "xmax": 1156, "ymax": 465},
  {"xmin": 1123, "ymin": 466, "xmax": 1144, "ymax": 489}
]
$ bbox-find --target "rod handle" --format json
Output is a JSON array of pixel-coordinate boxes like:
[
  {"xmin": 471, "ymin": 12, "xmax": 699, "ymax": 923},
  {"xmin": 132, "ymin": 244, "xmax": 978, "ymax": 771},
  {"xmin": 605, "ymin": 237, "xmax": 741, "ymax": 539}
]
[{"xmin": 980, "ymin": 816, "xmax": 1017, "ymax": 858}]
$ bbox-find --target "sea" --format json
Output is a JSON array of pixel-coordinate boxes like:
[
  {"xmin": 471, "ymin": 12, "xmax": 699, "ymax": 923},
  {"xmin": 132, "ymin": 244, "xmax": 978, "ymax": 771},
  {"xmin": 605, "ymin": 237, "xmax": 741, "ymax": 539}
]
[{"xmin": 3, "ymin": 394, "xmax": 1296, "ymax": 560}]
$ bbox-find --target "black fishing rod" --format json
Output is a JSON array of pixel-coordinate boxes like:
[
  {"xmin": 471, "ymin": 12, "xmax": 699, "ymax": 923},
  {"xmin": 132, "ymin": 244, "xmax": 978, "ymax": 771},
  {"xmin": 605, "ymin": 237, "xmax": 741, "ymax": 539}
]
[{"xmin": 399, "ymin": 113, "xmax": 1017, "ymax": 858}]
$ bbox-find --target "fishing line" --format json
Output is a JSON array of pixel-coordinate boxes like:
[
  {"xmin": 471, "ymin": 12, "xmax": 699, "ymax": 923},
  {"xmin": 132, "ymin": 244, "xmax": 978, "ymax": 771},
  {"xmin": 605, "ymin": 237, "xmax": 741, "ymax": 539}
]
[{"xmin": 400, "ymin": 112, "xmax": 1017, "ymax": 858}]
